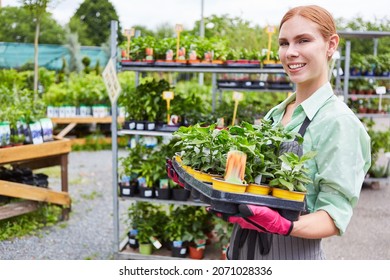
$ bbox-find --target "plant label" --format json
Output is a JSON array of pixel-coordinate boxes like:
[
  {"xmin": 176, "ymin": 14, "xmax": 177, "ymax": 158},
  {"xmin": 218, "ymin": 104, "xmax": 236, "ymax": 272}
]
[
  {"xmin": 232, "ymin": 91, "xmax": 244, "ymax": 101},
  {"xmin": 175, "ymin": 24, "xmax": 183, "ymax": 32},
  {"xmin": 163, "ymin": 91, "xmax": 174, "ymax": 100},
  {"xmin": 102, "ymin": 58, "xmax": 121, "ymax": 104},
  {"xmin": 150, "ymin": 236, "xmax": 162, "ymax": 249},
  {"xmin": 376, "ymin": 86, "xmax": 386, "ymax": 95}
]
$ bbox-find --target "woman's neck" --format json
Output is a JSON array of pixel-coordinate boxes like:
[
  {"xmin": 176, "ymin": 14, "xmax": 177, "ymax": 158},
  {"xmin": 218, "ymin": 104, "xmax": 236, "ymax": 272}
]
[{"xmin": 295, "ymin": 80, "xmax": 328, "ymax": 105}]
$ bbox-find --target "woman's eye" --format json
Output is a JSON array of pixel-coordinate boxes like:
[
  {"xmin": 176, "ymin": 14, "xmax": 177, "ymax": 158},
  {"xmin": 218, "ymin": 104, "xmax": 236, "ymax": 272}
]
[
  {"xmin": 279, "ymin": 42, "xmax": 288, "ymax": 47},
  {"xmin": 299, "ymin": 39, "xmax": 309, "ymax": 44}
]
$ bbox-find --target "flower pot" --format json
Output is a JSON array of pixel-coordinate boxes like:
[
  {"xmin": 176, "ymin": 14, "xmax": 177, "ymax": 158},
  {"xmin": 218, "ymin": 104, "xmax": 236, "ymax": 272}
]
[
  {"xmin": 126, "ymin": 120, "xmax": 136, "ymax": 130},
  {"xmin": 188, "ymin": 245, "xmax": 205, "ymax": 260},
  {"xmin": 139, "ymin": 243, "xmax": 153, "ymax": 255},
  {"xmin": 139, "ymin": 186, "xmax": 155, "ymax": 198},
  {"xmin": 155, "ymin": 188, "xmax": 171, "ymax": 200},
  {"xmin": 171, "ymin": 241, "xmax": 187, "ymax": 258},
  {"xmin": 127, "ymin": 229, "xmax": 139, "ymax": 249},
  {"xmin": 271, "ymin": 188, "xmax": 306, "ymax": 202},
  {"xmin": 144, "ymin": 121, "xmax": 155, "ymax": 131},
  {"xmin": 172, "ymin": 188, "xmax": 190, "ymax": 201},
  {"xmin": 191, "ymin": 169, "xmax": 223, "ymax": 183},
  {"xmin": 135, "ymin": 121, "xmax": 145, "ymax": 130},
  {"xmin": 246, "ymin": 183, "xmax": 271, "ymax": 195},
  {"xmin": 221, "ymin": 244, "xmax": 229, "ymax": 260},
  {"xmin": 212, "ymin": 177, "xmax": 247, "ymax": 193},
  {"xmin": 119, "ymin": 182, "xmax": 137, "ymax": 197}
]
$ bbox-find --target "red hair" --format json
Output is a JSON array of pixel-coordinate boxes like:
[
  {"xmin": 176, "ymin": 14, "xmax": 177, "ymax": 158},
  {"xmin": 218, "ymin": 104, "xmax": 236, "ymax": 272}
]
[{"xmin": 279, "ymin": 5, "xmax": 337, "ymax": 40}]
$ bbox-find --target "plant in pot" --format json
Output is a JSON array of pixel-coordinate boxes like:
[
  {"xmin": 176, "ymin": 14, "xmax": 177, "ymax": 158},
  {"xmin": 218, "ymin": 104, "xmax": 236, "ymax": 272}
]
[
  {"xmin": 162, "ymin": 205, "xmax": 194, "ymax": 258},
  {"xmin": 185, "ymin": 206, "xmax": 214, "ymax": 259},
  {"xmin": 173, "ymin": 123, "xmax": 229, "ymax": 182},
  {"xmin": 212, "ymin": 216, "xmax": 234, "ymax": 260},
  {"xmin": 269, "ymin": 151, "xmax": 317, "ymax": 202},
  {"xmin": 119, "ymin": 144, "xmax": 152, "ymax": 197},
  {"xmin": 137, "ymin": 79, "xmax": 171, "ymax": 130},
  {"xmin": 127, "ymin": 202, "xmax": 167, "ymax": 255},
  {"xmin": 227, "ymin": 122, "xmax": 273, "ymax": 195}
]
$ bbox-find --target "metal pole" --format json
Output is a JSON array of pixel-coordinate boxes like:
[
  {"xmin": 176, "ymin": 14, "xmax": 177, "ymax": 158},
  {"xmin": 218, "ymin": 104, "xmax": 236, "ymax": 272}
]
[
  {"xmin": 343, "ymin": 41, "xmax": 351, "ymax": 103},
  {"xmin": 110, "ymin": 20, "xmax": 120, "ymax": 254},
  {"xmin": 199, "ymin": 0, "xmax": 205, "ymax": 85},
  {"xmin": 373, "ymin": 38, "xmax": 378, "ymax": 56}
]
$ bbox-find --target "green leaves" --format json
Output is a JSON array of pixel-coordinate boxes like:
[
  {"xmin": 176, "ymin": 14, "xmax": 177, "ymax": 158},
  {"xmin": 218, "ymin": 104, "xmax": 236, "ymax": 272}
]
[
  {"xmin": 174, "ymin": 120, "xmax": 313, "ymax": 187},
  {"xmin": 270, "ymin": 151, "xmax": 317, "ymax": 192}
]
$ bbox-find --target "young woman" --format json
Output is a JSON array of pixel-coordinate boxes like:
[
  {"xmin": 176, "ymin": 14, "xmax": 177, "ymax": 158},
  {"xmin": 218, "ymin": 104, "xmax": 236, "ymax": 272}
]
[{"xmin": 224, "ymin": 5, "xmax": 371, "ymax": 260}]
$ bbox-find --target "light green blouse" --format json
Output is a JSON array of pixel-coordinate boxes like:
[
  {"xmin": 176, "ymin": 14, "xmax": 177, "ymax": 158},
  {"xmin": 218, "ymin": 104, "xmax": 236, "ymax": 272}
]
[{"xmin": 265, "ymin": 82, "xmax": 371, "ymax": 235}]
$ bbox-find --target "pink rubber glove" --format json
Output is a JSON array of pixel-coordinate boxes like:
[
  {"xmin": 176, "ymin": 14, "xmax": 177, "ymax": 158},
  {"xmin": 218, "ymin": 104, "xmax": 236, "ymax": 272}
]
[{"xmin": 228, "ymin": 205, "xmax": 293, "ymax": 236}]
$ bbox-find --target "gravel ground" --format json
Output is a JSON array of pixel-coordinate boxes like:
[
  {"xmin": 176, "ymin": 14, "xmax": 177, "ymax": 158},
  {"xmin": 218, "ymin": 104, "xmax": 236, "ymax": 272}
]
[{"xmin": 0, "ymin": 150, "xmax": 389, "ymax": 260}]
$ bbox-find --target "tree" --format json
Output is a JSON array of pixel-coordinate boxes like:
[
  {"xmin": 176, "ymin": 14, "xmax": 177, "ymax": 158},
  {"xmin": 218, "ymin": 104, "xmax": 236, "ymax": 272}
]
[
  {"xmin": 20, "ymin": 0, "xmax": 57, "ymax": 96},
  {"xmin": 68, "ymin": 0, "xmax": 124, "ymax": 46},
  {"xmin": 0, "ymin": 6, "xmax": 64, "ymax": 44}
]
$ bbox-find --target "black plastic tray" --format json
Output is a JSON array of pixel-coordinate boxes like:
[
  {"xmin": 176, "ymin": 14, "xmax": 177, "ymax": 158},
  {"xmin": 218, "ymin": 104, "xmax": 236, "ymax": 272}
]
[{"xmin": 172, "ymin": 158, "xmax": 306, "ymax": 221}]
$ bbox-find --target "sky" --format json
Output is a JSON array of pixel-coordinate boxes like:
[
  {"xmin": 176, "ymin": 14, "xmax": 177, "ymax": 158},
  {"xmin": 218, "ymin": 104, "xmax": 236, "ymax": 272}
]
[{"xmin": 2, "ymin": 0, "xmax": 389, "ymax": 31}]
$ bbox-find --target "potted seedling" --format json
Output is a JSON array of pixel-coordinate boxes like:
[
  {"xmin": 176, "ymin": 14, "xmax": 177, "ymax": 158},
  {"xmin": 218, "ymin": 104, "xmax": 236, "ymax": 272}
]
[
  {"xmin": 212, "ymin": 150, "xmax": 248, "ymax": 193},
  {"xmin": 270, "ymin": 151, "xmax": 317, "ymax": 201},
  {"xmin": 173, "ymin": 123, "xmax": 228, "ymax": 182}
]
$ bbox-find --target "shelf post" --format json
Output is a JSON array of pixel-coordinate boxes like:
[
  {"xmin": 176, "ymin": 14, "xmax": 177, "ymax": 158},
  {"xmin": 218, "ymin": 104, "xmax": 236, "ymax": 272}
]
[
  {"xmin": 343, "ymin": 40, "xmax": 351, "ymax": 103},
  {"xmin": 110, "ymin": 20, "xmax": 120, "ymax": 253}
]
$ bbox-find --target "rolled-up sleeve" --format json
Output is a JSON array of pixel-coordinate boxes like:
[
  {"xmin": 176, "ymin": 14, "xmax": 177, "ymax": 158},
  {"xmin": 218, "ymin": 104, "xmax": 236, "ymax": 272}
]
[{"xmin": 312, "ymin": 114, "xmax": 371, "ymax": 235}]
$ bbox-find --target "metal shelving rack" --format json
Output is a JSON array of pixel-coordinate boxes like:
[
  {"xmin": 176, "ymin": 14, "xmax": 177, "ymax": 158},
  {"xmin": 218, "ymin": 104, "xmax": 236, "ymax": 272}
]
[{"xmin": 336, "ymin": 30, "xmax": 390, "ymax": 119}]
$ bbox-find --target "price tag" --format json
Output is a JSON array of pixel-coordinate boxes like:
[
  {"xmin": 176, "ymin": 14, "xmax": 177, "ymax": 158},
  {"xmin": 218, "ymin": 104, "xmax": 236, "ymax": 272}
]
[
  {"xmin": 175, "ymin": 24, "xmax": 183, "ymax": 32},
  {"xmin": 232, "ymin": 91, "xmax": 244, "ymax": 101},
  {"xmin": 376, "ymin": 86, "xmax": 386, "ymax": 95},
  {"xmin": 124, "ymin": 28, "xmax": 135, "ymax": 37},
  {"xmin": 163, "ymin": 91, "xmax": 174, "ymax": 100},
  {"xmin": 267, "ymin": 25, "xmax": 275, "ymax": 34},
  {"xmin": 102, "ymin": 58, "xmax": 121, "ymax": 104}
]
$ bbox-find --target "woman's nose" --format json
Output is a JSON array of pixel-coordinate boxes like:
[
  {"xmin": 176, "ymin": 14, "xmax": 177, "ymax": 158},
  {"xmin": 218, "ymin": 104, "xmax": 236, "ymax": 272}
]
[{"xmin": 285, "ymin": 44, "xmax": 299, "ymax": 58}]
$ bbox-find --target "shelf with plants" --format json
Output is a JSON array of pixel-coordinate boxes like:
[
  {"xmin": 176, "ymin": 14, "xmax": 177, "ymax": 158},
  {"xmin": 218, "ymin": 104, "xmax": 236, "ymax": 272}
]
[
  {"xmin": 336, "ymin": 31, "xmax": 390, "ymax": 117},
  {"xmin": 116, "ymin": 201, "xmax": 232, "ymax": 260}
]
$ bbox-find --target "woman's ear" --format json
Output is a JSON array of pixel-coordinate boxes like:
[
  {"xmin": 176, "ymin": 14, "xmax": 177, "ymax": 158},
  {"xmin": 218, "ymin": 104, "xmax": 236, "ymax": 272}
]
[{"xmin": 327, "ymin": 34, "xmax": 340, "ymax": 58}]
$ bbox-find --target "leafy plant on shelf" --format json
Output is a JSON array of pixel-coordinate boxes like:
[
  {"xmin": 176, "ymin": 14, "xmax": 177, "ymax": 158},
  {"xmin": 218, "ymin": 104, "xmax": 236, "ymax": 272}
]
[
  {"xmin": 162, "ymin": 205, "xmax": 194, "ymax": 244},
  {"xmin": 122, "ymin": 78, "xmax": 171, "ymax": 123},
  {"xmin": 127, "ymin": 202, "xmax": 168, "ymax": 245},
  {"xmin": 269, "ymin": 151, "xmax": 317, "ymax": 192},
  {"xmin": 185, "ymin": 206, "xmax": 213, "ymax": 244},
  {"xmin": 212, "ymin": 215, "xmax": 234, "ymax": 249}
]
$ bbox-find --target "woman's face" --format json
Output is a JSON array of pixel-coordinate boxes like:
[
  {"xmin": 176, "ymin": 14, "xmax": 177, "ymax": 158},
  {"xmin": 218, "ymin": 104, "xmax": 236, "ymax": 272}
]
[{"xmin": 278, "ymin": 15, "xmax": 335, "ymax": 89}]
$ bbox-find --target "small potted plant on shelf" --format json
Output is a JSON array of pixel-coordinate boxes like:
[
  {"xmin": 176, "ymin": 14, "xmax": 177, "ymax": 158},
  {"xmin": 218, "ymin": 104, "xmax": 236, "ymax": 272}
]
[
  {"xmin": 162, "ymin": 205, "xmax": 195, "ymax": 258},
  {"xmin": 212, "ymin": 216, "xmax": 234, "ymax": 260},
  {"xmin": 186, "ymin": 207, "xmax": 213, "ymax": 260},
  {"xmin": 127, "ymin": 202, "xmax": 167, "ymax": 255}
]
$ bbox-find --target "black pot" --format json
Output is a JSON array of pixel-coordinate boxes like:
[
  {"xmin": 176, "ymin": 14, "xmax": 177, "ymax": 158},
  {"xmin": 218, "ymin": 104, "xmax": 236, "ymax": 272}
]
[
  {"xmin": 172, "ymin": 188, "xmax": 190, "ymax": 201},
  {"xmin": 127, "ymin": 229, "xmax": 139, "ymax": 249},
  {"xmin": 155, "ymin": 188, "xmax": 171, "ymax": 200},
  {"xmin": 144, "ymin": 121, "xmax": 156, "ymax": 131},
  {"xmin": 170, "ymin": 241, "xmax": 188, "ymax": 258},
  {"xmin": 139, "ymin": 186, "xmax": 155, "ymax": 198},
  {"xmin": 171, "ymin": 246, "xmax": 187, "ymax": 258},
  {"xmin": 135, "ymin": 121, "xmax": 145, "ymax": 130},
  {"xmin": 119, "ymin": 182, "xmax": 137, "ymax": 197},
  {"xmin": 125, "ymin": 120, "xmax": 136, "ymax": 130}
]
